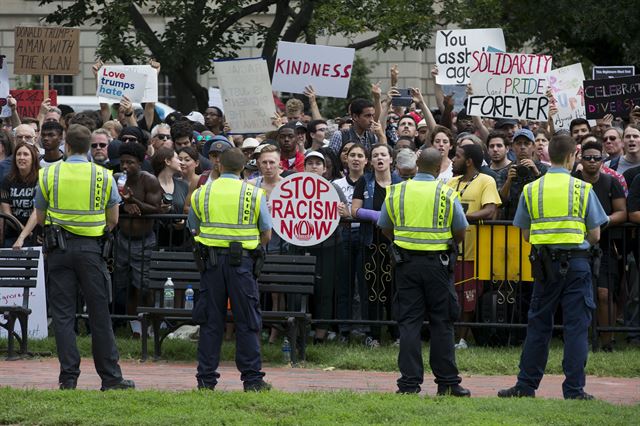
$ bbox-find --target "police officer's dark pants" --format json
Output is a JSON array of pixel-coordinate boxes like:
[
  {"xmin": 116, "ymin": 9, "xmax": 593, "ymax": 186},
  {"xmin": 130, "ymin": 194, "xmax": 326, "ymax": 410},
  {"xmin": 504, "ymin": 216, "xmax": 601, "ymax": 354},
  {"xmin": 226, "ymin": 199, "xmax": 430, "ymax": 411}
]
[
  {"xmin": 395, "ymin": 255, "xmax": 461, "ymax": 392},
  {"xmin": 48, "ymin": 238, "xmax": 124, "ymax": 387},
  {"xmin": 517, "ymin": 258, "xmax": 594, "ymax": 398},
  {"xmin": 195, "ymin": 254, "xmax": 264, "ymax": 388}
]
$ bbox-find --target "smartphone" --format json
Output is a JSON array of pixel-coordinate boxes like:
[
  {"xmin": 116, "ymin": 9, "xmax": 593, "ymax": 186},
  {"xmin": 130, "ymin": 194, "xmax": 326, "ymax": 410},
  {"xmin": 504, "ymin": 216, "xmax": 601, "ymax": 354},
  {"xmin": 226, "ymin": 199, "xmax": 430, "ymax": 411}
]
[{"xmin": 391, "ymin": 88, "xmax": 412, "ymax": 107}]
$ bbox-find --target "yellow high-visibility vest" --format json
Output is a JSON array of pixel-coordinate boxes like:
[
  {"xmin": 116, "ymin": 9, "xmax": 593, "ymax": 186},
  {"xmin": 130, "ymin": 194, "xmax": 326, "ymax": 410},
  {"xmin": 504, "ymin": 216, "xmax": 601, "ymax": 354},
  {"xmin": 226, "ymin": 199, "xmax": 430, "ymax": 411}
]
[
  {"xmin": 523, "ymin": 173, "xmax": 590, "ymax": 245},
  {"xmin": 385, "ymin": 179, "xmax": 456, "ymax": 251},
  {"xmin": 191, "ymin": 177, "xmax": 262, "ymax": 249},
  {"xmin": 39, "ymin": 161, "xmax": 111, "ymax": 237}
]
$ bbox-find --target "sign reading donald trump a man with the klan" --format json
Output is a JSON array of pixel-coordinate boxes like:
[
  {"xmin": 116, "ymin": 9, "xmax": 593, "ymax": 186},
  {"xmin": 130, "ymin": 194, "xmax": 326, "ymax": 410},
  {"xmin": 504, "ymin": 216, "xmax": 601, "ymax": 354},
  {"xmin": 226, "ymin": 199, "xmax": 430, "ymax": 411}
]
[{"xmin": 269, "ymin": 173, "xmax": 341, "ymax": 246}]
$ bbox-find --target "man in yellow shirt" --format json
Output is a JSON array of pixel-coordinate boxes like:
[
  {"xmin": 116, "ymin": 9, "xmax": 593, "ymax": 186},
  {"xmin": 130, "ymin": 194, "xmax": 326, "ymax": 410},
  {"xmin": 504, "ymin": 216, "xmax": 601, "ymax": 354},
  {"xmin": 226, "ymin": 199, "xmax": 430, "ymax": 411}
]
[{"xmin": 447, "ymin": 143, "xmax": 501, "ymax": 349}]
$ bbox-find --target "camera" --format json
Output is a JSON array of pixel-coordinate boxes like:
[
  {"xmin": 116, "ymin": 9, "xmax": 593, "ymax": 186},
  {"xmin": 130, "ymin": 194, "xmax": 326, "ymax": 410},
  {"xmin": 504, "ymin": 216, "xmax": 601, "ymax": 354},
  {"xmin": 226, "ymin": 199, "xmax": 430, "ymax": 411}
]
[
  {"xmin": 162, "ymin": 192, "xmax": 173, "ymax": 205},
  {"xmin": 515, "ymin": 165, "xmax": 532, "ymax": 179}
]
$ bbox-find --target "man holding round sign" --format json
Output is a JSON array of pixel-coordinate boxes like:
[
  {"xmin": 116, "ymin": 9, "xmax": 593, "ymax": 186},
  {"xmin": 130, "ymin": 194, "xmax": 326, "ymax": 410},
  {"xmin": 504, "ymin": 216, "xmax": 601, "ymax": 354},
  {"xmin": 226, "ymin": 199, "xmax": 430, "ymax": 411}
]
[{"xmin": 269, "ymin": 152, "xmax": 349, "ymax": 342}]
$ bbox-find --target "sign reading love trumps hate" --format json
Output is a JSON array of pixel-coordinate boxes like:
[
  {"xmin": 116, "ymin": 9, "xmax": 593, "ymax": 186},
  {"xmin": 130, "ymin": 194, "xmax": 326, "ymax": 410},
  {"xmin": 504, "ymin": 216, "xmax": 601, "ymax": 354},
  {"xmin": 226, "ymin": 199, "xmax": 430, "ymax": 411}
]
[
  {"xmin": 14, "ymin": 26, "xmax": 80, "ymax": 75},
  {"xmin": 269, "ymin": 173, "xmax": 341, "ymax": 246},
  {"xmin": 435, "ymin": 28, "xmax": 505, "ymax": 85},
  {"xmin": 98, "ymin": 65, "xmax": 158, "ymax": 103},
  {"xmin": 583, "ymin": 75, "xmax": 640, "ymax": 119},
  {"xmin": 96, "ymin": 66, "xmax": 147, "ymax": 102},
  {"xmin": 468, "ymin": 52, "xmax": 553, "ymax": 121},
  {"xmin": 271, "ymin": 41, "xmax": 354, "ymax": 98}
]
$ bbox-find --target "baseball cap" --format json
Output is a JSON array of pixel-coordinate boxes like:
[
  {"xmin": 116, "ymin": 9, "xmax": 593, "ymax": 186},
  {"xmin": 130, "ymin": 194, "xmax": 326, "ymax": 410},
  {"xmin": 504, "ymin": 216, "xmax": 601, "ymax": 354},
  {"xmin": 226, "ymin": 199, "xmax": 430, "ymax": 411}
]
[
  {"xmin": 304, "ymin": 150, "xmax": 325, "ymax": 163},
  {"xmin": 495, "ymin": 118, "xmax": 518, "ymax": 129},
  {"xmin": 513, "ymin": 128, "xmax": 535, "ymax": 143},
  {"xmin": 241, "ymin": 137, "xmax": 260, "ymax": 150},
  {"xmin": 204, "ymin": 135, "xmax": 233, "ymax": 156},
  {"xmin": 417, "ymin": 119, "xmax": 428, "ymax": 129},
  {"xmin": 185, "ymin": 111, "xmax": 205, "ymax": 126}
]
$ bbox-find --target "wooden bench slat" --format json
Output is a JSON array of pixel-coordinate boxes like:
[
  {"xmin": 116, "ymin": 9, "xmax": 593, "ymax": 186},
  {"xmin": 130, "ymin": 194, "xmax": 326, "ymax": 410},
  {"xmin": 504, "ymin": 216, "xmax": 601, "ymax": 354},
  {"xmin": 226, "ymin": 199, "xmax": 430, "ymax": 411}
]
[
  {"xmin": 149, "ymin": 260, "xmax": 199, "ymax": 271},
  {"xmin": 150, "ymin": 251, "xmax": 195, "ymax": 261},
  {"xmin": 149, "ymin": 271, "xmax": 201, "ymax": 280},
  {"xmin": 259, "ymin": 284, "xmax": 314, "ymax": 295},
  {"xmin": 265, "ymin": 254, "xmax": 316, "ymax": 264},
  {"xmin": 258, "ymin": 274, "xmax": 315, "ymax": 285},
  {"xmin": 0, "ymin": 280, "xmax": 37, "ymax": 288},
  {"xmin": 260, "ymin": 264, "xmax": 316, "ymax": 274},
  {"xmin": 0, "ymin": 270, "xmax": 38, "ymax": 278},
  {"xmin": 0, "ymin": 250, "xmax": 40, "ymax": 259},
  {"xmin": 0, "ymin": 260, "xmax": 39, "ymax": 268}
]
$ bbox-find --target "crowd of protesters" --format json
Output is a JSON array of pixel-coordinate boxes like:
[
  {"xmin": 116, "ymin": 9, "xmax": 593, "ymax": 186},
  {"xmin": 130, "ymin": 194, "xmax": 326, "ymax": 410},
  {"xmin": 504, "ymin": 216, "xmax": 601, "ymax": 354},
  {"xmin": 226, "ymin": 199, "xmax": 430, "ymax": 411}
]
[{"xmin": 1, "ymin": 61, "xmax": 640, "ymax": 350}]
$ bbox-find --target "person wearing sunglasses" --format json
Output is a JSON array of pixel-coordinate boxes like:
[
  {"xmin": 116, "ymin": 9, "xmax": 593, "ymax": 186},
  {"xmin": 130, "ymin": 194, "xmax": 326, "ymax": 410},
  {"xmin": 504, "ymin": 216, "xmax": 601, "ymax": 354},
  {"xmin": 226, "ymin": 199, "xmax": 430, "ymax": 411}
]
[
  {"xmin": 150, "ymin": 123, "xmax": 173, "ymax": 152},
  {"xmin": 90, "ymin": 129, "xmax": 112, "ymax": 167},
  {"xmin": 572, "ymin": 137, "xmax": 627, "ymax": 352}
]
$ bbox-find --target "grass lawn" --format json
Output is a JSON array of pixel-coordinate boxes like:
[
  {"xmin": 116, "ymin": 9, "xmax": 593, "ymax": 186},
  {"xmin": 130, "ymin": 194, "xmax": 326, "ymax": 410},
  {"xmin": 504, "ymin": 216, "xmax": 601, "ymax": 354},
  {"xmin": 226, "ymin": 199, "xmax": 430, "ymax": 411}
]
[
  {"xmin": 6, "ymin": 334, "xmax": 640, "ymax": 377},
  {"xmin": 1, "ymin": 387, "xmax": 638, "ymax": 425}
]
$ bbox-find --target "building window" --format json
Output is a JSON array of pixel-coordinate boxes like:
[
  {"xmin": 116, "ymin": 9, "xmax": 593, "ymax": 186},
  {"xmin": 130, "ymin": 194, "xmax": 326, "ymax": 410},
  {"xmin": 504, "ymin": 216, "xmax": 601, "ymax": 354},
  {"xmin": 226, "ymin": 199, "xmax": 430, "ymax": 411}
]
[
  {"xmin": 32, "ymin": 75, "xmax": 74, "ymax": 96},
  {"xmin": 158, "ymin": 74, "xmax": 176, "ymax": 107}
]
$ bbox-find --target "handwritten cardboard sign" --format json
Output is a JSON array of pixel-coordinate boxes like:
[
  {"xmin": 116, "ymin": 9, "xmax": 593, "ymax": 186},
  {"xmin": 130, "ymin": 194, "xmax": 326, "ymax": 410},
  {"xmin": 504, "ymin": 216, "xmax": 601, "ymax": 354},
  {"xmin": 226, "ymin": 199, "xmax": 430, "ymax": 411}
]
[
  {"xmin": 270, "ymin": 173, "xmax": 341, "ymax": 246},
  {"xmin": 96, "ymin": 66, "xmax": 147, "ymax": 102},
  {"xmin": 435, "ymin": 28, "xmax": 505, "ymax": 85},
  {"xmin": 592, "ymin": 66, "xmax": 635, "ymax": 80},
  {"xmin": 97, "ymin": 65, "xmax": 158, "ymax": 103},
  {"xmin": 14, "ymin": 26, "xmax": 80, "ymax": 75},
  {"xmin": 0, "ymin": 248, "xmax": 48, "ymax": 340},
  {"xmin": 0, "ymin": 55, "xmax": 10, "ymax": 118},
  {"xmin": 548, "ymin": 63, "xmax": 588, "ymax": 130},
  {"xmin": 467, "ymin": 52, "xmax": 553, "ymax": 121},
  {"xmin": 271, "ymin": 41, "xmax": 354, "ymax": 98},
  {"xmin": 9, "ymin": 89, "xmax": 57, "ymax": 119},
  {"xmin": 584, "ymin": 75, "xmax": 640, "ymax": 119},
  {"xmin": 214, "ymin": 58, "xmax": 275, "ymax": 133}
]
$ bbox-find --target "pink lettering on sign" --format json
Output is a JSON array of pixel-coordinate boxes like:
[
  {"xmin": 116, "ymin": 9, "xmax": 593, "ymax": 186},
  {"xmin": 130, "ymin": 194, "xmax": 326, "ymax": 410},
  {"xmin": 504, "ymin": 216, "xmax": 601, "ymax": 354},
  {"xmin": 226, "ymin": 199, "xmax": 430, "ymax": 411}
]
[
  {"xmin": 470, "ymin": 52, "xmax": 553, "ymax": 76},
  {"xmin": 274, "ymin": 59, "xmax": 351, "ymax": 79},
  {"xmin": 102, "ymin": 68, "xmax": 126, "ymax": 79},
  {"xmin": 269, "ymin": 173, "xmax": 341, "ymax": 246}
]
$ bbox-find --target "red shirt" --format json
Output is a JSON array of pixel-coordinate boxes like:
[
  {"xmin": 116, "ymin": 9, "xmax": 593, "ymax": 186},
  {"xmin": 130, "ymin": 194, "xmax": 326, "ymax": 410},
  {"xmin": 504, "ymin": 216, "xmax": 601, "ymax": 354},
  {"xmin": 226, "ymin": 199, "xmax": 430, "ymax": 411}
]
[{"xmin": 280, "ymin": 151, "xmax": 305, "ymax": 172}]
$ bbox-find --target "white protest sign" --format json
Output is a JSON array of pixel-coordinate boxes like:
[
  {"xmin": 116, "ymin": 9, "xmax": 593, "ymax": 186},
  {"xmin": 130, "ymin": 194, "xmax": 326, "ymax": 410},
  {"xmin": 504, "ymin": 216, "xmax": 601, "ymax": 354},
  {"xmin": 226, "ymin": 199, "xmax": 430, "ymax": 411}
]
[
  {"xmin": 467, "ymin": 52, "xmax": 553, "ymax": 121},
  {"xmin": 214, "ymin": 58, "xmax": 275, "ymax": 133},
  {"xmin": 272, "ymin": 41, "xmax": 355, "ymax": 98},
  {"xmin": 0, "ymin": 247, "xmax": 48, "ymax": 340},
  {"xmin": 98, "ymin": 65, "xmax": 158, "ymax": 103},
  {"xmin": 548, "ymin": 63, "xmax": 591, "ymax": 130},
  {"xmin": 269, "ymin": 172, "xmax": 341, "ymax": 247},
  {"xmin": 435, "ymin": 28, "xmax": 505, "ymax": 85},
  {"xmin": 208, "ymin": 87, "xmax": 224, "ymax": 112},
  {"xmin": 0, "ymin": 55, "xmax": 10, "ymax": 118},
  {"xmin": 96, "ymin": 66, "xmax": 148, "ymax": 103}
]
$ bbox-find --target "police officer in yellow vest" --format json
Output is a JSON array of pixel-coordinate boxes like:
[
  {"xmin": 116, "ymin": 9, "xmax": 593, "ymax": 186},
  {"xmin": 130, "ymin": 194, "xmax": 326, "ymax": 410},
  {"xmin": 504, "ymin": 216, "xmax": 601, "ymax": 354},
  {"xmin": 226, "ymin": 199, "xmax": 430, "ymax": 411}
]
[
  {"xmin": 188, "ymin": 147, "xmax": 272, "ymax": 391},
  {"xmin": 33, "ymin": 124, "xmax": 134, "ymax": 391},
  {"xmin": 378, "ymin": 148, "xmax": 471, "ymax": 396},
  {"xmin": 499, "ymin": 135, "xmax": 608, "ymax": 400}
]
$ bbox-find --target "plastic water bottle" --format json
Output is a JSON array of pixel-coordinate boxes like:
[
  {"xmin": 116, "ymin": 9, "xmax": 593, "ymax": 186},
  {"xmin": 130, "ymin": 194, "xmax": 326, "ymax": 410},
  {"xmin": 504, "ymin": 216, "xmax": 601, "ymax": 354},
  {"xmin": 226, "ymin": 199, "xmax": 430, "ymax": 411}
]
[
  {"xmin": 184, "ymin": 285, "xmax": 194, "ymax": 310},
  {"xmin": 117, "ymin": 172, "xmax": 127, "ymax": 195},
  {"xmin": 163, "ymin": 277, "xmax": 174, "ymax": 308},
  {"xmin": 282, "ymin": 338, "xmax": 291, "ymax": 364}
]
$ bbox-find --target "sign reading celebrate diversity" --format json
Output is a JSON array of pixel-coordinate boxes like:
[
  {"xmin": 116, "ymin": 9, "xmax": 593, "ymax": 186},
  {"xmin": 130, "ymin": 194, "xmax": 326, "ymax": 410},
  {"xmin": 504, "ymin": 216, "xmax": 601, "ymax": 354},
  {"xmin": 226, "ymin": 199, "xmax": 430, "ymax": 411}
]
[
  {"xmin": 435, "ymin": 28, "xmax": 505, "ymax": 85},
  {"xmin": 14, "ymin": 26, "xmax": 80, "ymax": 75},
  {"xmin": 269, "ymin": 173, "xmax": 341, "ymax": 246},
  {"xmin": 96, "ymin": 66, "xmax": 148, "ymax": 102},
  {"xmin": 468, "ymin": 52, "xmax": 553, "ymax": 121},
  {"xmin": 271, "ymin": 41, "xmax": 354, "ymax": 98},
  {"xmin": 214, "ymin": 58, "xmax": 275, "ymax": 133},
  {"xmin": 583, "ymin": 75, "xmax": 640, "ymax": 119},
  {"xmin": 548, "ymin": 63, "xmax": 588, "ymax": 130}
]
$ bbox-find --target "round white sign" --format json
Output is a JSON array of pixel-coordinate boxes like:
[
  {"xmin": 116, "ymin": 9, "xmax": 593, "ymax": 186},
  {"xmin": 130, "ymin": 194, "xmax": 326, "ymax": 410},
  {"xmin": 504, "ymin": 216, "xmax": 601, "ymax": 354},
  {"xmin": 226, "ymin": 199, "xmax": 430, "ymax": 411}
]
[{"xmin": 269, "ymin": 172, "xmax": 341, "ymax": 247}]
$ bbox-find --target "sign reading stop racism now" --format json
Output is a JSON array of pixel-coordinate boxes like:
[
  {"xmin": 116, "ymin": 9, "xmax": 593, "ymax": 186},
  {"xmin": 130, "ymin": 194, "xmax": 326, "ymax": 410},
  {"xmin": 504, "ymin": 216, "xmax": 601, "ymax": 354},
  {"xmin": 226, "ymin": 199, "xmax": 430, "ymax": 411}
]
[{"xmin": 269, "ymin": 172, "xmax": 341, "ymax": 246}]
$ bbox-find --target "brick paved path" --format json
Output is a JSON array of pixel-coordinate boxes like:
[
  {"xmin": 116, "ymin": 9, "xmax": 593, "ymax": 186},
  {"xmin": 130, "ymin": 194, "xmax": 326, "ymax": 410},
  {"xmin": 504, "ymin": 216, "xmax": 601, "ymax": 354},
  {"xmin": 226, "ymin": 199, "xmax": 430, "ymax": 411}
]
[{"xmin": 1, "ymin": 358, "xmax": 638, "ymax": 404}]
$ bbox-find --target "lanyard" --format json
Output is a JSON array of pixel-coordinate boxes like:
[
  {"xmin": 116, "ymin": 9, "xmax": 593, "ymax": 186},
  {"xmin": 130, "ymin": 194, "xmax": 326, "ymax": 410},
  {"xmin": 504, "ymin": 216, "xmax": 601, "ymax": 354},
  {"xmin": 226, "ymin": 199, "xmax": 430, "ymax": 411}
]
[{"xmin": 455, "ymin": 173, "xmax": 479, "ymax": 197}]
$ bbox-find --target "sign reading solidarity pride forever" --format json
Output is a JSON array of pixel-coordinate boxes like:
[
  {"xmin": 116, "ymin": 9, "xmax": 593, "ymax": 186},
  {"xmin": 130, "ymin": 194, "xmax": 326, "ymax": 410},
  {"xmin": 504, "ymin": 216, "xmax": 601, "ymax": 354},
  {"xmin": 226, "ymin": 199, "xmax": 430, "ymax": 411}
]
[
  {"xmin": 14, "ymin": 26, "xmax": 80, "ymax": 75},
  {"xmin": 468, "ymin": 51, "xmax": 553, "ymax": 121},
  {"xmin": 96, "ymin": 65, "xmax": 148, "ymax": 102},
  {"xmin": 271, "ymin": 41, "xmax": 355, "ymax": 98},
  {"xmin": 435, "ymin": 28, "xmax": 505, "ymax": 85},
  {"xmin": 269, "ymin": 173, "xmax": 341, "ymax": 247}
]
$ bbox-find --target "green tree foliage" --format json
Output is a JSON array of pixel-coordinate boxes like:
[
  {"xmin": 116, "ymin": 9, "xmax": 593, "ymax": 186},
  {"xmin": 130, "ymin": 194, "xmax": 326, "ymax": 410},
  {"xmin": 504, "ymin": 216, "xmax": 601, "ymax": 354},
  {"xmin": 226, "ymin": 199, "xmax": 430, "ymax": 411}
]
[{"xmin": 39, "ymin": 0, "xmax": 459, "ymax": 112}]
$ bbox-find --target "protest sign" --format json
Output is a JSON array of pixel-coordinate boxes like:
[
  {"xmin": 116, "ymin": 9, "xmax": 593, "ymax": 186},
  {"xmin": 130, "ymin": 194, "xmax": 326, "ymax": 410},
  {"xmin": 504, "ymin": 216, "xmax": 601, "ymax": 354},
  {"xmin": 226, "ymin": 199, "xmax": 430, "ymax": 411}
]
[
  {"xmin": 208, "ymin": 87, "xmax": 224, "ymax": 112},
  {"xmin": 592, "ymin": 66, "xmax": 635, "ymax": 80},
  {"xmin": 96, "ymin": 66, "xmax": 147, "ymax": 102},
  {"xmin": 271, "ymin": 41, "xmax": 354, "ymax": 98},
  {"xmin": 9, "ymin": 89, "xmax": 57, "ymax": 119},
  {"xmin": 435, "ymin": 28, "xmax": 505, "ymax": 85},
  {"xmin": 14, "ymin": 26, "xmax": 80, "ymax": 75},
  {"xmin": 98, "ymin": 65, "xmax": 158, "ymax": 103},
  {"xmin": 548, "ymin": 63, "xmax": 588, "ymax": 130},
  {"xmin": 214, "ymin": 58, "xmax": 275, "ymax": 133},
  {"xmin": 583, "ymin": 75, "xmax": 640, "ymax": 119},
  {"xmin": 270, "ymin": 172, "xmax": 341, "ymax": 247},
  {"xmin": 467, "ymin": 52, "xmax": 553, "ymax": 121},
  {"xmin": 0, "ymin": 248, "xmax": 48, "ymax": 340},
  {"xmin": 0, "ymin": 55, "xmax": 10, "ymax": 118}
]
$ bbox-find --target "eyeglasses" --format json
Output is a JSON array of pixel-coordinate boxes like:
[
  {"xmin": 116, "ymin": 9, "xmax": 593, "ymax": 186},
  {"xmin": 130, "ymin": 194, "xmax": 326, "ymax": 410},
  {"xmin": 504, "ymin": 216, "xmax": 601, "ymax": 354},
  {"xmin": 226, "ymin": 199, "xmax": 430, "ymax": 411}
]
[
  {"xmin": 604, "ymin": 136, "xmax": 618, "ymax": 141},
  {"xmin": 121, "ymin": 137, "xmax": 138, "ymax": 143},
  {"xmin": 91, "ymin": 143, "xmax": 108, "ymax": 149},
  {"xmin": 387, "ymin": 116, "xmax": 399, "ymax": 121},
  {"xmin": 582, "ymin": 155, "xmax": 603, "ymax": 162},
  {"xmin": 196, "ymin": 135, "xmax": 213, "ymax": 142},
  {"xmin": 157, "ymin": 134, "xmax": 171, "ymax": 140}
]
